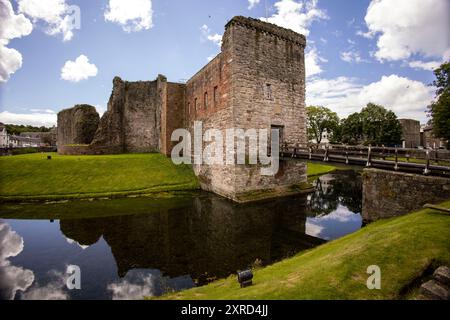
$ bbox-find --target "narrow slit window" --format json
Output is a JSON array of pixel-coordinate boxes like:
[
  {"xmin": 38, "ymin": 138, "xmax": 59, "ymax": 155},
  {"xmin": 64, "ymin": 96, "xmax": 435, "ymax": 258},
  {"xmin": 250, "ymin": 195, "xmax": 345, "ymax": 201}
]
[
  {"xmin": 264, "ymin": 84, "xmax": 272, "ymax": 99},
  {"xmin": 195, "ymin": 98, "xmax": 198, "ymax": 111},
  {"xmin": 204, "ymin": 92, "xmax": 208, "ymax": 109}
]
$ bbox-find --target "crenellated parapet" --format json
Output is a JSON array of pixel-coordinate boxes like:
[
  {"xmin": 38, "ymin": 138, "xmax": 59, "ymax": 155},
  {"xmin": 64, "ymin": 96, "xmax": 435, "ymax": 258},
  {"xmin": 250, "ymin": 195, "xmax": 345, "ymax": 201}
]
[{"xmin": 225, "ymin": 16, "xmax": 306, "ymax": 47}]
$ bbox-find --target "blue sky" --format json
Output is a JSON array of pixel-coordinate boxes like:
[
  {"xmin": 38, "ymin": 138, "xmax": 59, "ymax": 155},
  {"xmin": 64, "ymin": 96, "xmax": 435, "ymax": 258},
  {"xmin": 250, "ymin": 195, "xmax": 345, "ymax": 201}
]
[{"xmin": 0, "ymin": 0, "xmax": 449, "ymax": 126}]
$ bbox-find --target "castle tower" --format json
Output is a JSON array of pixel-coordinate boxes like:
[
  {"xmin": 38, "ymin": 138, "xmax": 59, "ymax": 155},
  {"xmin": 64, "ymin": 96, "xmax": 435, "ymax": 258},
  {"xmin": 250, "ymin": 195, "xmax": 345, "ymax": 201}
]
[{"xmin": 185, "ymin": 16, "xmax": 308, "ymax": 202}]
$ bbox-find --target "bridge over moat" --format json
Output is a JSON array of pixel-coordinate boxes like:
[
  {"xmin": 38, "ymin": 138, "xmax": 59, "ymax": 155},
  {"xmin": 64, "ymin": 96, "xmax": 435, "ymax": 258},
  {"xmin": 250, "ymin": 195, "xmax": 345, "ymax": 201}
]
[
  {"xmin": 279, "ymin": 144, "xmax": 450, "ymax": 222},
  {"xmin": 281, "ymin": 144, "xmax": 450, "ymax": 177}
]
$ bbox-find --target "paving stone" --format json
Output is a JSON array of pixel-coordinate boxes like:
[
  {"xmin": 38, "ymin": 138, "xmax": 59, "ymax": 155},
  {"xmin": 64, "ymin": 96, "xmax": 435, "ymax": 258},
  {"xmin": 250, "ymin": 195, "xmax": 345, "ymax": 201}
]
[
  {"xmin": 420, "ymin": 280, "xmax": 450, "ymax": 300},
  {"xmin": 434, "ymin": 266, "xmax": 450, "ymax": 286}
]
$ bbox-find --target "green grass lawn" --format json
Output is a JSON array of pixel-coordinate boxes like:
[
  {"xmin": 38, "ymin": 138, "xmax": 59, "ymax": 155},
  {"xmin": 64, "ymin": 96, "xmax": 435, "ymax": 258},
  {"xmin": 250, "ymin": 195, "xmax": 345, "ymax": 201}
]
[
  {"xmin": 307, "ymin": 162, "xmax": 338, "ymax": 178},
  {"xmin": 159, "ymin": 200, "xmax": 450, "ymax": 300},
  {"xmin": 0, "ymin": 153, "xmax": 199, "ymax": 201},
  {"xmin": 0, "ymin": 152, "xmax": 336, "ymax": 202}
]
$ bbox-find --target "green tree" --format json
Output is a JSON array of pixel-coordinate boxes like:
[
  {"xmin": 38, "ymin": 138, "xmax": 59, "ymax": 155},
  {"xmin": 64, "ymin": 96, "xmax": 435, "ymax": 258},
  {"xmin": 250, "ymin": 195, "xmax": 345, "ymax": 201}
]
[
  {"xmin": 428, "ymin": 61, "xmax": 450, "ymax": 147},
  {"xmin": 329, "ymin": 120, "xmax": 343, "ymax": 144},
  {"xmin": 340, "ymin": 104, "xmax": 402, "ymax": 146},
  {"xmin": 306, "ymin": 106, "xmax": 339, "ymax": 144},
  {"xmin": 341, "ymin": 113, "xmax": 363, "ymax": 145},
  {"xmin": 4, "ymin": 124, "xmax": 51, "ymax": 135},
  {"xmin": 360, "ymin": 103, "xmax": 402, "ymax": 146}
]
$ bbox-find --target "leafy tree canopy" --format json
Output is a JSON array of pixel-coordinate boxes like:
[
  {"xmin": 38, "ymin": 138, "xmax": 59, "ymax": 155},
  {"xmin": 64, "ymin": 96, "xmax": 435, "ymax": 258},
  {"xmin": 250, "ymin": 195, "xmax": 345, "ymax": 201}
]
[
  {"xmin": 338, "ymin": 103, "xmax": 402, "ymax": 146},
  {"xmin": 428, "ymin": 61, "xmax": 450, "ymax": 146},
  {"xmin": 3, "ymin": 124, "xmax": 52, "ymax": 136},
  {"xmin": 306, "ymin": 106, "xmax": 339, "ymax": 144},
  {"xmin": 360, "ymin": 103, "xmax": 402, "ymax": 146}
]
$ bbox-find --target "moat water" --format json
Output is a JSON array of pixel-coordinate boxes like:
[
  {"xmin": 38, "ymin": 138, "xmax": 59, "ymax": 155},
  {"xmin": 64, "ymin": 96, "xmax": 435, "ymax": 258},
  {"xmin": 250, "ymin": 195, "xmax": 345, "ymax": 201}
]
[{"xmin": 0, "ymin": 170, "xmax": 362, "ymax": 300}]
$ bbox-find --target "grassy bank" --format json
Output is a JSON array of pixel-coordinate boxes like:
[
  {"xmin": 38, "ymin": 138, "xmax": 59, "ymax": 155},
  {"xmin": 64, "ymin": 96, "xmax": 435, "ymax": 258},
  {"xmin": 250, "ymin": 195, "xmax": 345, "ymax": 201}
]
[
  {"xmin": 0, "ymin": 192, "xmax": 199, "ymax": 220},
  {"xmin": 307, "ymin": 162, "xmax": 338, "ymax": 179},
  {"xmin": 160, "ymin": 200, "xmax": 450, "ymax": 300},
  {"xmin": 0, "ymin": 152, "xmax": 336, "ymax": 202},
  {"xmin": 0, "ymin": 153, "xmax": 199, "ymax": 202}
]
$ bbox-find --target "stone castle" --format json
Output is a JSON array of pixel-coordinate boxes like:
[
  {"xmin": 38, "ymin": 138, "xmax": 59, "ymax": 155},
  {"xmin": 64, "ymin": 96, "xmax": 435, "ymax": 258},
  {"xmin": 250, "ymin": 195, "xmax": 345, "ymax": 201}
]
[{"xmin": 57, "ymin": 16, "xmax": 308, "ymax": 202}]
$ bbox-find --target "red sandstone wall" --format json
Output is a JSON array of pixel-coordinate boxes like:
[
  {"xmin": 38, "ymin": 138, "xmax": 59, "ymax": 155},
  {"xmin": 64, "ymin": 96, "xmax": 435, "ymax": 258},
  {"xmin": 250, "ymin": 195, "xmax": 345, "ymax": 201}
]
[
  {"xmin": 160, "ymin": 82, "xmax": 186, "ymax": 156},
  {"xmin": 185, "ymin": 29, "xmax": 235, "ymax": 198},
  {"xmin": 186, "ymin": 52, "xmax": 232, "ymax": 123}
]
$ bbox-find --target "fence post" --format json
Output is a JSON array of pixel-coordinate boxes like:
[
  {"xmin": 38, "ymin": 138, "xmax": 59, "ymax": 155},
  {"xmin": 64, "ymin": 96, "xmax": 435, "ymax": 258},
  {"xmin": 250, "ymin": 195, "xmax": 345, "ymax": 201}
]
[
  {"xmin": 394, "ymin": 148, "xmax": 399, "ymax": 171},
  {"xmin": 424, "ymin": 150, "xmax": 431, "ymax": 175},
  {"xmin": 324, "ymin": 145, "xmax": 329, "ymax": 162},
  {"xmin": 309, "ymin": 146, "xmax": 312, "ymax": 160},
  {"xmin": 345, "ymin": 146, "xmax": 349, "ymax": 165},
  {"xmin": 366, "ymin": 145, "xmax": 372, "ymax": 167}
]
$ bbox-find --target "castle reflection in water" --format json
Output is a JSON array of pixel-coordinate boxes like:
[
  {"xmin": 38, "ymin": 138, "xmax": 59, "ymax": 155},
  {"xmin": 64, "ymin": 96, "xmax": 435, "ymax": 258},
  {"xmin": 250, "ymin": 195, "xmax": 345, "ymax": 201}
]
[{"xmin": 0, "ymin": 170, "xmax": 362, "ymax": 299}]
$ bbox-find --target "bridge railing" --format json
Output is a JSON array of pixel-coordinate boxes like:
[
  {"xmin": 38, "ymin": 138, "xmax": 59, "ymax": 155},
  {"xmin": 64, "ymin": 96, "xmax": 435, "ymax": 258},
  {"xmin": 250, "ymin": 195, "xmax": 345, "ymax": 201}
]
[{"xmin": 279, "ymin": 143, "xmax": 450, "ymax": 177}]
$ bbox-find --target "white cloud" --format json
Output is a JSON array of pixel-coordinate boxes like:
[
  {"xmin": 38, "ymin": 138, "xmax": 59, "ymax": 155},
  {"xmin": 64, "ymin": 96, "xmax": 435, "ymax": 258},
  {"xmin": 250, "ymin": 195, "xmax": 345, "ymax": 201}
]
[
  {"xmin": 0, "ymin": 110, "xmax": 57, "ymax": 126},
  {"xmin": 305, "ymin": 47, "xmax": 327, "ymax": 78},
  {"xmin": 61, "ymin": 55, "xmax": 98, "ymax": 82},
  {"xmin": 0, "ymin": 0, "xmax": 33, "ymax": 83},
  {"xmin": 260, "ymin": 0, "xmax": 328, "ymax": 36},
  {"xmin": 17, "ymin": 0, "xmax": 79, "ymax": 41},
  {"xmin": 200, "ymin": 25, "xmax": 222, "ymax": 47},
  {"xmin": 306, "ymin": 205, "xmax": 362, "ymax": 240},
  {"xmin": 306, "ymin": 74, "xmax": 434, "ymax": 122},
  {"xmin": 340, "ymin": 50, "xmax": 364, "ymax": 63},
  {"xmin": 65, "ymin": 237, "xmax": 89, "ymax": 250},
  {"xmin": 0, "ymin": 45, "xmax": 22, "ymax": 83},
  {"xmin": 107, "ymin": 269, "xmax": 194, "ymax": 299},
  {"xmin": 29, "ymin": 108, "xmax": 55, "ymax": 114},
  {"xmin": 408, "ymin": 60, "xmax": 442, "ymax": 71},
  {"xmin": 356, "ymin": 29, "xmax": 371, "ymax": 39},
  {"xmin": 360, "ymin": 0, "xmax": 450, "ymax": 62},
  {"xmin": 0, "ymin": 221, "xmax": 69, "ymax": 300},
  {"xmin": 104, "ymin": 0, "xmax": 153, "ymax": 32},
  {"xmin": 0, "ymin": 221, "xmax": 35, "ymax": 300},
  {"xmin": 94, "ymin": 104, "xmax": 107, "ymax": 116},
  {"xmin": 248, "ymin": 0, "xmax": 261, "ymax": 9},
  {"xmin": 21, "ymin": 269, "xmax": 69, "ymax": 300},
  {"xmin": 107, "ymin": 271, "xmax": 157, "ymax": 300},
  {"xmin": 305, "ymin": 222, "xmax": 324, "ymax": 238}
]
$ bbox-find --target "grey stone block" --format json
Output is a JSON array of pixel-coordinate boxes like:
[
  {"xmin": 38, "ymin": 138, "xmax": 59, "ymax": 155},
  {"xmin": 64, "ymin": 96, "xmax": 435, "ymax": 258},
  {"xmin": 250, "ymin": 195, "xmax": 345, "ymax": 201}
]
[
  {"xmin": 434, "ymin": 266, "xmax": 450, "ymax": 286},
  {"xmin": 420, "ymin": 280, "xmax": 450, "ymax": 300}
]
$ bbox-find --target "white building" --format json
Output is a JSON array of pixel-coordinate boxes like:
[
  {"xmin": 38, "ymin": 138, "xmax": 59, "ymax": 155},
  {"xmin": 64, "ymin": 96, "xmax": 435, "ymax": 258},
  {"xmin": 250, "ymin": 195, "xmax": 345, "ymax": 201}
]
[
  {"xmin": 8, "ymin": 135, "xmax": 41, "ymax": 147},
  {"xmin": 310, "ymin": 130, "xmax": 331, "ymax": 145},
  {"xmin": 0, "ymin": 123, "xmax": 8, "ymax": 147}
]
